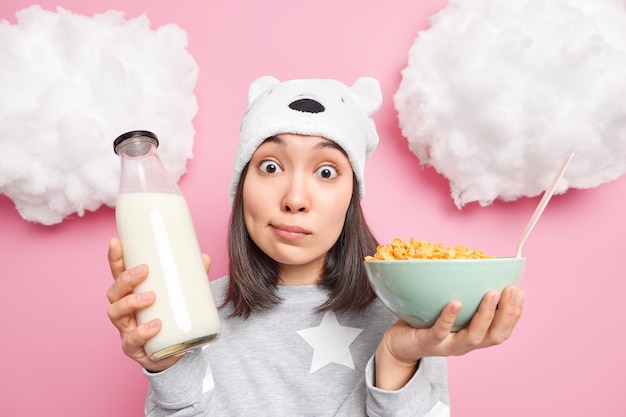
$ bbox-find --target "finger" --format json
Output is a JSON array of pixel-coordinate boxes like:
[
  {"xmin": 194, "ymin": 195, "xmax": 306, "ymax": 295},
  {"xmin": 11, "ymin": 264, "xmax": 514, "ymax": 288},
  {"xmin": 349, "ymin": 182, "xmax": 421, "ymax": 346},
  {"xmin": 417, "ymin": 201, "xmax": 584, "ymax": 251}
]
[
  {"xmin": 122, "ymin": 319, "xmax": 186, "ymax": 373},
  {"xmin": 202, "ymin": 253, "xmax": 212, "ymax": 273},
  {"xmin": 486, "ymin": 286, "xmax": 525, "ymax": 345},
  {"xmin": 464, "ymin": 290, "xmax": 501, "ymax": 345},
  {"xmin": 427, "ymin": 301, "xmax": 461, "ymax": 343},
  {"xmin": 107, "ymin": 291, "xmax": 155, "ymax": 325},
  {"xmin": 106, "ymin": 264, "xmax": 148, "ymax": 304},
  {"xmin": 123, "ymin": 319, "xmax": 161, "ymax": 357},
  {"xmin": 108, "ymin": 237, "xmax": 125, "ymax": 279}
]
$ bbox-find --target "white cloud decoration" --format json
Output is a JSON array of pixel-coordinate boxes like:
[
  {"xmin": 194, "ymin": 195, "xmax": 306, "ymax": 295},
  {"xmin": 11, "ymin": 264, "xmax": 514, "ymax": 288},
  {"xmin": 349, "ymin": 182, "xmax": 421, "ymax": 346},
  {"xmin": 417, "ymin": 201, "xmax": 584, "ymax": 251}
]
[
  {"xmin": 395, "ymin": 0, "xmax": 626, "ymax": 208},
  {"xmin": 0, "ymin": 6, "xmax": 198, "ymax": 225}
]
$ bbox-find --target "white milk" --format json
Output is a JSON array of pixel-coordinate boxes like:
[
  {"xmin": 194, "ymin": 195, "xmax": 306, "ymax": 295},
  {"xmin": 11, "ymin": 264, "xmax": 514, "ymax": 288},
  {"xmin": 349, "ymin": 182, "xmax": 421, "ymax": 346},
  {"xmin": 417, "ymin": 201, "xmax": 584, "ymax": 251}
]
[{"xmin": 116, "ymin": 192, "xmax": 220, "ymax": 360}]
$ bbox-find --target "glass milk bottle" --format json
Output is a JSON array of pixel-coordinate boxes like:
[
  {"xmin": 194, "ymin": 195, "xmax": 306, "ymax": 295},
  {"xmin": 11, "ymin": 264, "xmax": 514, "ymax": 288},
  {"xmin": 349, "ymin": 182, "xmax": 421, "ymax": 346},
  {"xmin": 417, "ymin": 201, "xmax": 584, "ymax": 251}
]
[{"xmin": 113, "ymin": 130, "xmax": 220, "ymax": 360}]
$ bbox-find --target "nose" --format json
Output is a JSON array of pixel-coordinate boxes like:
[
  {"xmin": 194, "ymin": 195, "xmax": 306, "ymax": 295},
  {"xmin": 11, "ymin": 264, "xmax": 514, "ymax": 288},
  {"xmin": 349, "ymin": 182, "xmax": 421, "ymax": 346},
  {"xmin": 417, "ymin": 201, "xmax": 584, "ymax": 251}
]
[{"xmin": 282, "ymin": 172, "xmax": 310, "ymax": 213}]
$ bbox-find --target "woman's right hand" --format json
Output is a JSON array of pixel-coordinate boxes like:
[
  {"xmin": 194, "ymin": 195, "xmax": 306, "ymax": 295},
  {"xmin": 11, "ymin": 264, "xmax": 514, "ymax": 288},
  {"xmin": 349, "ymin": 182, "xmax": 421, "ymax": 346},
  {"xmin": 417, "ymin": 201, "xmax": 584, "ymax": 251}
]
[{"xmin": 106, "ymin": 237, "xmax": 183, "ymax": 373}]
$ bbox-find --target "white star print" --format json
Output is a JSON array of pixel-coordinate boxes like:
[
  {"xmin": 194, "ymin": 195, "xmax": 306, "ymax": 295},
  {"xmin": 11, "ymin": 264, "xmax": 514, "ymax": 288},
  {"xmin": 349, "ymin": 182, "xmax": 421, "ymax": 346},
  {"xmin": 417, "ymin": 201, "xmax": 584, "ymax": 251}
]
[
  {"xmin": 296, "ymin": 311, "xmax": 363, "ymax": 373},
  {"xmin": 201, "ymin": 345, "xmax": 215, "ymax": 393}
]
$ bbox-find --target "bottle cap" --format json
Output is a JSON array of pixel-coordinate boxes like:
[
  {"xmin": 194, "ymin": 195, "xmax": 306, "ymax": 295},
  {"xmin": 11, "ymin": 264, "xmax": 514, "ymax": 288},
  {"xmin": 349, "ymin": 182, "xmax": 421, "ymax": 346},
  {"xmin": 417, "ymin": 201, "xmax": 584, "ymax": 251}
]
[{"xmin": 113, "ymin": 130, "xmax": 159, "ymax": 155}]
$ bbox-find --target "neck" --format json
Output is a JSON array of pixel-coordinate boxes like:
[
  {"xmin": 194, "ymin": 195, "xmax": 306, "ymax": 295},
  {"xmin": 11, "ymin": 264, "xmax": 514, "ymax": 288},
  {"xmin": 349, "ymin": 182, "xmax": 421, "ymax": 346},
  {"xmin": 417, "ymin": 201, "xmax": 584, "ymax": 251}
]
[{"xmin": 277, "ymin": 261, "xmax": 323, "ymax": 286}]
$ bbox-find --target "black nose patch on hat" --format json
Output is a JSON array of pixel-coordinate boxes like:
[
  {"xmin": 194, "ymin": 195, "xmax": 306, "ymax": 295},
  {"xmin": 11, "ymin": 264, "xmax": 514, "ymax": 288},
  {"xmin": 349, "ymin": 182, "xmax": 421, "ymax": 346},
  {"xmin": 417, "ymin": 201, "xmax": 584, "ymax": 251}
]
[{"xmin": 288, "ymin": 98, "xmax": 325, "ymax": 114}]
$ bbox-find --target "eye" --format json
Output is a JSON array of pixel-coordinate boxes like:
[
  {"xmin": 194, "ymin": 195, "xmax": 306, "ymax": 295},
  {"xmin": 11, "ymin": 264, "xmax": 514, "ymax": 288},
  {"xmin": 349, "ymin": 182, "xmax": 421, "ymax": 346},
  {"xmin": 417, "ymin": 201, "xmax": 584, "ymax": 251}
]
[
  {"xmin": 315, "ymin": 165, "xmax": 338, "ymax": 179},
  {"xmin": 259, "ymin": 160, "xmax": 282, "ymax": 174}
]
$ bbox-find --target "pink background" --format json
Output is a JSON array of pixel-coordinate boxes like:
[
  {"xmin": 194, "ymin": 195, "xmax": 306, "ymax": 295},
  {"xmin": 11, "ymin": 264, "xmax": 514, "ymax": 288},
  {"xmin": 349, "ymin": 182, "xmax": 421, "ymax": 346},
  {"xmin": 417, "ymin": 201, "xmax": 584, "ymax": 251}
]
[{"xmin": 1, "ymin": 1, "xmax": 625, "ymax": 416}]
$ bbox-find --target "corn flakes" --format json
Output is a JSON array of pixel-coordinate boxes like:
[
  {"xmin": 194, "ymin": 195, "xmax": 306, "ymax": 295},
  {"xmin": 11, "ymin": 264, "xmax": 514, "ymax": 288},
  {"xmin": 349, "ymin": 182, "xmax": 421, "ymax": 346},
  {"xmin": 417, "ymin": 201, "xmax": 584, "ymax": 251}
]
[{"xmin": 365, "ymin": 237, "xmax": 493, "ymax": 260}]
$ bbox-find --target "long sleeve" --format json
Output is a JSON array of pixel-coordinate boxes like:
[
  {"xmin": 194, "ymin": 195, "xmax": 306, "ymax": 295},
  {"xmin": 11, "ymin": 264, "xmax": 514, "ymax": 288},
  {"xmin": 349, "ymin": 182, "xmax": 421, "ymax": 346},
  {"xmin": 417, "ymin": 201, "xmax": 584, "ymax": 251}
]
[
  {"xmin": 365, "ymin": 356, "xmax": 450, "ymax": 417},
  {"xmin": 139, "ymin": 276, "xmax": 451, "ymax": 416},
  {"xmin": 144, "ymin": 349, "xmax": 211, "ymax": 416}
]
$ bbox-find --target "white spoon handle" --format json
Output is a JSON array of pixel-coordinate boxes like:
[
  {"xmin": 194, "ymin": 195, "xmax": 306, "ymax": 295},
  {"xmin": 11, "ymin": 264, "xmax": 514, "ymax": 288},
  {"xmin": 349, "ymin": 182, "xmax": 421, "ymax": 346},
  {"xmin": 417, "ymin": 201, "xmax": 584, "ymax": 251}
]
[{"xmin": 516, "ymin": 153, "xmax": 575, "ymax": 258}]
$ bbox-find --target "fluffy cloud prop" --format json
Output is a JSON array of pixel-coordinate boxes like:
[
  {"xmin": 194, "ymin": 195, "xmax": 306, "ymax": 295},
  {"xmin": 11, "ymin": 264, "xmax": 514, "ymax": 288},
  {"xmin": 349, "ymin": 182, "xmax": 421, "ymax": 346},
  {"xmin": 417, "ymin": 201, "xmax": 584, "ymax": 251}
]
[
  {"xmin": 0, "ymin": 6, "xmax": 198, "ymax": 225},
  {"xmin": 395, "ymin": 0, "xmax": 626, "ymax": 208}
]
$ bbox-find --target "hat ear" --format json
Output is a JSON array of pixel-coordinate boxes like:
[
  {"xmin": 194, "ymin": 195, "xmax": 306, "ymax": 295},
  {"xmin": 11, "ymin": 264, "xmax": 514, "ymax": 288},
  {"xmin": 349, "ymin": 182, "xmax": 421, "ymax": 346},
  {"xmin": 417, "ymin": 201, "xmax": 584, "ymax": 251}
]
[
  {"xmin": 248, "ymin": 75, "xmax": 280, "ymax": 105},
  {"xmin": 350, "ymin": 77, "xmax": 382, "ymax": 116}
]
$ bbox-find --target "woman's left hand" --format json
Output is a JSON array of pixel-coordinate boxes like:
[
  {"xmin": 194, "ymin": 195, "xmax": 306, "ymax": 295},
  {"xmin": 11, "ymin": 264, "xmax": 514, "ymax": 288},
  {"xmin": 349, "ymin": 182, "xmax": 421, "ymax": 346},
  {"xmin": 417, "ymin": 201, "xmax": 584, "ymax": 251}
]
[{"xmin": 375, "ymin": 285, "xmax": 525, "ymax": 390}]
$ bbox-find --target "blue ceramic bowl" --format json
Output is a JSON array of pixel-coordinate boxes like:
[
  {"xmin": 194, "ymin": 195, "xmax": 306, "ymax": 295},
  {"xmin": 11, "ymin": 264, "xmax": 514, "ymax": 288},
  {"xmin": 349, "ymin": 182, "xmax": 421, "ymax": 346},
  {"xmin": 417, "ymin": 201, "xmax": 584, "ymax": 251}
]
[{"xmin": 365, "ymin": 258, "xmax": 525, "ymax": 331}]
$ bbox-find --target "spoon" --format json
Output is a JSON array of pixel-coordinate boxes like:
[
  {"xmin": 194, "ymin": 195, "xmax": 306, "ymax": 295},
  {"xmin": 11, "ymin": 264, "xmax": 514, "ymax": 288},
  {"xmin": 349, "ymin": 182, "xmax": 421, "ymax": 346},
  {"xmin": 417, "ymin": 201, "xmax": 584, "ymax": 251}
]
[{"xmin": 515, "ymin": 153, "xmax": 575, "ymax": 258}]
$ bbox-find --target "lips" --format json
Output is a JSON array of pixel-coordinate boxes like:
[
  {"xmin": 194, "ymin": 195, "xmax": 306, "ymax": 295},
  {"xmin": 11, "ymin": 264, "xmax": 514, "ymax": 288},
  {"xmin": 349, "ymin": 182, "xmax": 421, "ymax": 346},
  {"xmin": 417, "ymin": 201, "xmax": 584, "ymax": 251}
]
[{"xmin": 271, "ymin": 224, "xmax": 312, "ymax": 240}]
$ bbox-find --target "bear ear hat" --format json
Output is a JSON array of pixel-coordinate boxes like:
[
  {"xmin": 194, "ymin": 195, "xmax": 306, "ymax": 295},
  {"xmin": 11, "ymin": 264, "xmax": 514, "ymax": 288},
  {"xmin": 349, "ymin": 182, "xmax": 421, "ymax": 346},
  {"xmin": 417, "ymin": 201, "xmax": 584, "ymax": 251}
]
[
  {"xmin": 246, "ymin": 75, "xmax": 382, "ymax": 116},
  {"xmin": 350, "ymin": 77, "xmax": 382, "ymax": 117},
  {"xmin": 247, "ymin": 75, "xmax": 280, "ymax": 105}
]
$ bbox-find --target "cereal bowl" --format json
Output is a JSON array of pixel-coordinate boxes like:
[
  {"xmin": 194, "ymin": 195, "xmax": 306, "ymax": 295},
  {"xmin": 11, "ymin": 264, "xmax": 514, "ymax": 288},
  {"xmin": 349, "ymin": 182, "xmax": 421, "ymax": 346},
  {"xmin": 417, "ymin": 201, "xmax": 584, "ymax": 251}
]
[{"xmin": 365, "ymin": 258, "xmax": 525, "ymax": 331}]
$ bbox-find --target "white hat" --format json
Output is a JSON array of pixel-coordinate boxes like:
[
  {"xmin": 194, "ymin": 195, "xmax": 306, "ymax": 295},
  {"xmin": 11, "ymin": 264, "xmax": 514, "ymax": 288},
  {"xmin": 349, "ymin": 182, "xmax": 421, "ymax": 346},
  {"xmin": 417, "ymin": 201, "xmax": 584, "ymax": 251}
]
[{"xmin": 231, "ymin": 76, "xmax": 383, "ymax": 200}]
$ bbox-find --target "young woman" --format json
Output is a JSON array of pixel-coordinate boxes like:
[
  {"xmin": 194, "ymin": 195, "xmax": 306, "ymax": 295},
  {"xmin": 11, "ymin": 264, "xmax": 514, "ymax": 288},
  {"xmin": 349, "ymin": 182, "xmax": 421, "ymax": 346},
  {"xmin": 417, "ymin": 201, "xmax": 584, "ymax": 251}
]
[{"xmin": 106, "ymin": 76, "xmax": 524, "ymax": 416}]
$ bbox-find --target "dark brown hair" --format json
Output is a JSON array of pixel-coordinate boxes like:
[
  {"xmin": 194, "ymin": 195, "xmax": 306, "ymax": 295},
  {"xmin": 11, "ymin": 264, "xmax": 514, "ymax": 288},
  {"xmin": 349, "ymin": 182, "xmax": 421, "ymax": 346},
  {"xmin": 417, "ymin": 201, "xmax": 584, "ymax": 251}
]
[{"xmin": 223, "ymin": 164, "xmax": 379, "ymax": 318}]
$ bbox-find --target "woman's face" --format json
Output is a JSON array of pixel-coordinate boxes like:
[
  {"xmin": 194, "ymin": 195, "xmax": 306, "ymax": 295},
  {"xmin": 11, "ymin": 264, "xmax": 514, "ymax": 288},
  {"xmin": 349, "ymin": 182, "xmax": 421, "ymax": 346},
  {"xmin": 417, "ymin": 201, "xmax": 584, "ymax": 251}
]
[{"xmin": 242, "ymin": 134, "xmax": 354, "ymax": 285}]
